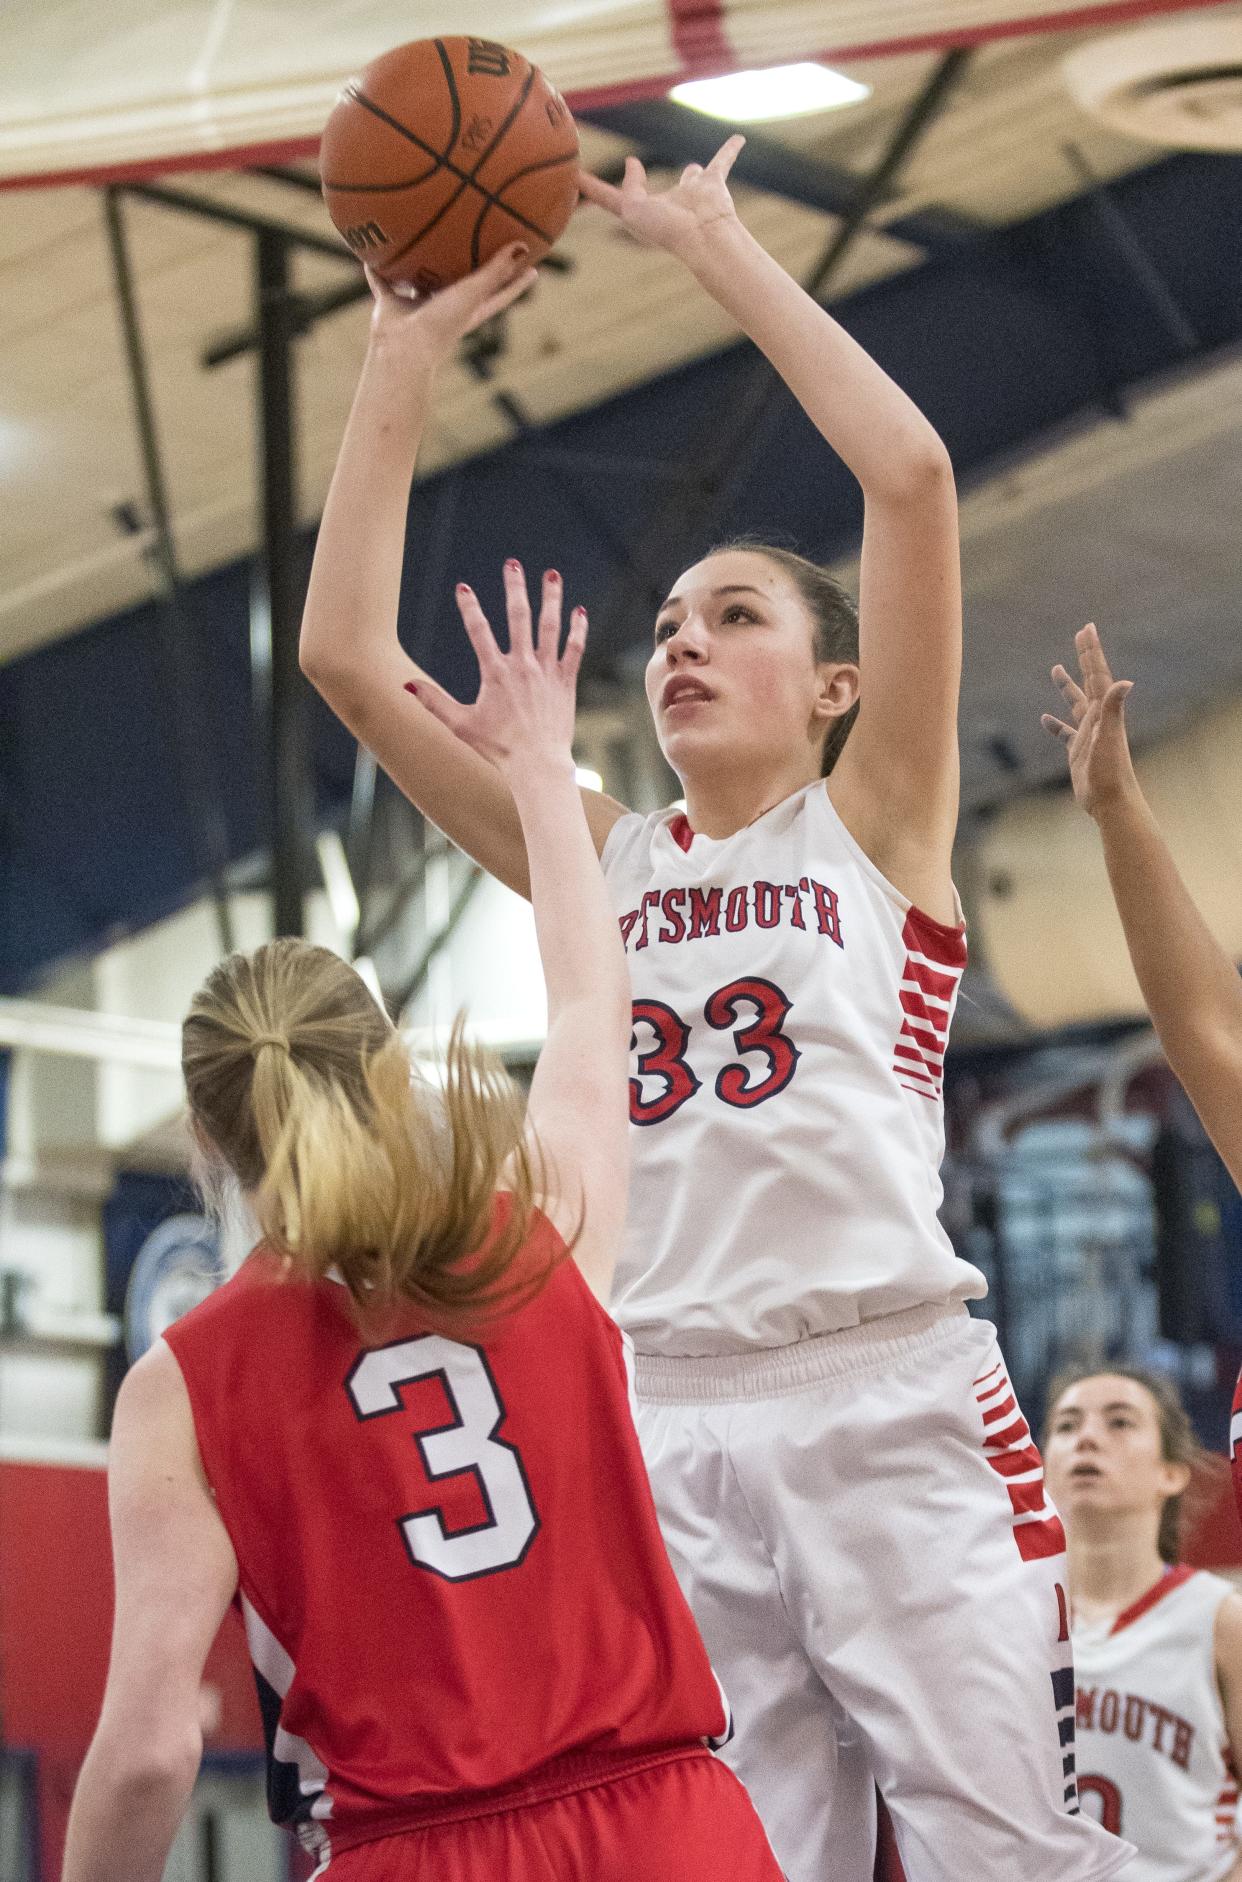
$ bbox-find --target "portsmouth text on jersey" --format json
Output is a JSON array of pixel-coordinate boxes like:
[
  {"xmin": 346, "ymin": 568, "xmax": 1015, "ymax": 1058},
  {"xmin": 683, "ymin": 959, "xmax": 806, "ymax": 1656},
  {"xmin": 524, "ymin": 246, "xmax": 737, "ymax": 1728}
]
[{"xmin": 618, "ymin": 877, "xmax": 844, "ymax": 953}]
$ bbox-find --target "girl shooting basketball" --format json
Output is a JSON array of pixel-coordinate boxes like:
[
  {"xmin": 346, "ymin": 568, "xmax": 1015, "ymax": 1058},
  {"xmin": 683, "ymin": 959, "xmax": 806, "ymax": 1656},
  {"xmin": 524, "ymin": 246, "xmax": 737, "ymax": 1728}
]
[
  {"xmin": 63, "ymin": 588, "xmax": 781, "ymax": 1881},
  {"xmin": 302, "ymin": 144, "xmax": 1126, "ymax": 1879},
  {"xmin": 1043, "ymin": 1367, "xmax": 1242, "ymax": 1880}
]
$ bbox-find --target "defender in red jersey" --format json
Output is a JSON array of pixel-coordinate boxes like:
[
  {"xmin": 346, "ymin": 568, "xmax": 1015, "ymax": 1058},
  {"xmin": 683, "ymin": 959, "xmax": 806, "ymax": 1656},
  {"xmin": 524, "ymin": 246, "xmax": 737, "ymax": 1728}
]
[
  {"xmin": 63, "ymin": 412, "xmax": 781, "ymax": 1882},
  {"xmin": 1044, "ymin": 624, "xmax": 1242, "ymax": 1534}
]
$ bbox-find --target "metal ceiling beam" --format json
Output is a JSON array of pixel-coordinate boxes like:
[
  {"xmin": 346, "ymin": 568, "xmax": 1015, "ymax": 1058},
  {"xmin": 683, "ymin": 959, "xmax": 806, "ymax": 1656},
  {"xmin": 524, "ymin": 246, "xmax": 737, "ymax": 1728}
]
[
  {"xmin": 254, "ymin": 228, "xmax": 310, "ymax": 939},
  {"xmin": 103, "ymin": 187, "xmax": 237, "ymax": 958},
  {"xmin": 121, "ymin": 180, "xmax": 354, "ymax": 262},
  {"xmin": 581, "ymin": 98, "xmax": 982, "ymax": 258}
]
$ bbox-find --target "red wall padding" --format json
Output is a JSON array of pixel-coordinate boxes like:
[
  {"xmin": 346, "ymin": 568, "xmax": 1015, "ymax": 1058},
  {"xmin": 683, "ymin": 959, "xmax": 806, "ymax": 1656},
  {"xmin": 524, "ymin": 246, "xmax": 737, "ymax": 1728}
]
[{"xmin": 0, "ymin": 1458, "xmax": 262, "ymax": 1880}]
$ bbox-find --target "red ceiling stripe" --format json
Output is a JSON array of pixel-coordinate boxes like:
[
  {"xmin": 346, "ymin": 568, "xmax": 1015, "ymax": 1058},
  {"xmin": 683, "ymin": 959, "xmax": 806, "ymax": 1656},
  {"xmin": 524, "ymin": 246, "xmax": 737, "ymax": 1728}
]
[
  {"xmin": 667, "ymin": 0, "xmax": 735, "ymax": 67},
  {"xmin": 0, "ymin": 0, "xmax": 1234, "ymax": 194}
]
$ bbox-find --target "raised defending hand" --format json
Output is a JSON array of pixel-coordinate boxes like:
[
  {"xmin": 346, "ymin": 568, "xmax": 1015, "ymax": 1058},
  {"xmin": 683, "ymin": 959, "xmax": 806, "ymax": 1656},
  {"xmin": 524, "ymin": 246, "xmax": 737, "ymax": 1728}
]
[
  {"xmin": 1041, "ymin": 623, "xmax": 1138, "ymax": 820},
  {"xmin": 577, "ymin": 136, "xmax": 744, "ymax": 260},
  {"xmin": 365, "ymin": 244, "xmax": 538, "ymax": 370},
  {"xmin": 405, "ymin": 563, "xmax": 586, "ymax": 776}
]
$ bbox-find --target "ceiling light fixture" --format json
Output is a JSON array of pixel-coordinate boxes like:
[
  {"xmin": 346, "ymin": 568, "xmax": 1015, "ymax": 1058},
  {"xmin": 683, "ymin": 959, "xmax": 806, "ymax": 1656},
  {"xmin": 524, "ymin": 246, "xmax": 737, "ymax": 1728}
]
[{"xmin": 670, "ymin": 62, "xmax": 871, "ymax": 124}]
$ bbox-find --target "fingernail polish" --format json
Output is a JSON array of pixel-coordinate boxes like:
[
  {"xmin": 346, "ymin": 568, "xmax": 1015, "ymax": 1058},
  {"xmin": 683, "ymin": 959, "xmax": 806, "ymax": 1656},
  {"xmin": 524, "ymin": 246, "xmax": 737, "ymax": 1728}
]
[
  {"xmin": 456, "ymin": 582, "xmax": 471, "ymax": 594},
  {"xmin": 547, "ymin": 570, "xmax": 561, "ymax": 584},
  {"xmin": 506, "ymin": 558, "xmax": 522, "ymax": 573},
  {"xmin": 403, "ymin": 682, "xmax": 419, "ymax": 695}
]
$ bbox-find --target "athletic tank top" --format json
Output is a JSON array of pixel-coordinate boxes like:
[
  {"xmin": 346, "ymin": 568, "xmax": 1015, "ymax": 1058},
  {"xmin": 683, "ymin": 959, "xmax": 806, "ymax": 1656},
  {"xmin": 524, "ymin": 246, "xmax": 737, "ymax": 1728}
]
[
  {"xmin": 1073, "ymin": 1566, "xmax": 1239, "ymax": 1881},
  {"xmin": 601, "ymin": 780, "xmax": 987, "ymax": 1355},
  {"xmin": 163, "ymin": 1203, "xmax": 729, "ymax": 1865}
]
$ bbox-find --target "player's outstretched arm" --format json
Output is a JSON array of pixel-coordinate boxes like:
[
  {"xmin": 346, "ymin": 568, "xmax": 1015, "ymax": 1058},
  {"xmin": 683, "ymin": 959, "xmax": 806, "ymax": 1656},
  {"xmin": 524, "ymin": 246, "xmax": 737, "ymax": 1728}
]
[
  {"xmin": 413, "ymin": 566, "xmax": 630, "ymax": 1302},
  {"xmin": 299, "ymin": 251, "xmax": 626, "ymax": 898},
  {"xmin": 1044, "ymin": 623, "xmax": 1242, "ymax": 1191},
  {"xmin": 63, "ymin": 1344, "xmax": 238, "ymax": 1882},
  {"xmin": 580, "ymin": 145, "xmax": 961, "ymax": 921}
]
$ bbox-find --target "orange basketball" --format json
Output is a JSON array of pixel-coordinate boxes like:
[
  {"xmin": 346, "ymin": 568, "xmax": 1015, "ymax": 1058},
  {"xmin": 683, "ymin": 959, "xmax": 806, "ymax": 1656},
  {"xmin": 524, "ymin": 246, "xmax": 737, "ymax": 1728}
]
[{"xmin": 320, "ymin": 36, "xmax": 580, "ymax": 292}]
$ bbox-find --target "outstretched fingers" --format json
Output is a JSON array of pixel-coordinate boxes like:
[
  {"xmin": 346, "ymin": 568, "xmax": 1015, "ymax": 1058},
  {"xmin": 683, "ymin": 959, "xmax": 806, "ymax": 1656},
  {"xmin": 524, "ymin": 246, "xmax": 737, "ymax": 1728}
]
[
  {"xmin": 1101, "ymin": 678, "xmax": 1135, "ymax": 723},
  {"xmin": 501, "ymin": 559, "xmax": 534, "ymax": 655},
  {"xmin": 621, "ymin": 154, "xmax": 650, "ymax": 201},
  {"xmin": 1051, "ymin": 662, "xmax": 1088, "ymax": 723},
  {"xmin": 1075, "ymin": 622, "xmax": 1115, "ymax": 702},
  {"xmin": 454, "ymin": 582, "xmax": 505, "ymax": 673},
  {"xmin": 560, "ymin": 604, "xmax": 588, "ymax": 683},
  {"xmin": 577, "ymin": 166, "xmax": 624, "ymax": 210},
  {"xmin": 707, "ymin": 133, "xmax": 746, "ymax": 179},
  {"xmin": 1041, "ymin": 712, "xmax": 1075, "ymax": 744},
  {"xmin": 404, "ymin": 677, "xmax": 469, "ymax": 741},
  {"xmin": 465, "ymin": 263, "xmax": 539, "ymax": 333},
  {"xmin": 535, "ymin": 570, "xmax": 564, "ymax": 663}
]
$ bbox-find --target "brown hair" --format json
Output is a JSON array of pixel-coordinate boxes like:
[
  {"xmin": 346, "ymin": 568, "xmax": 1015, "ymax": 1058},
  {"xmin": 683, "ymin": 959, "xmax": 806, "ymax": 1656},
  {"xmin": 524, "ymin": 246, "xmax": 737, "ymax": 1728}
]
[
  {"xmin": 1044, "ymin": 1365, "xmax": 1225, "ymax": 1564},
  {"xmin": 182, "ymin": 939, "xmax": 556, "ymax": 1322},
  {"xmin": 707, "ymin": 537, "xmax": 860, "ymax": 775}
]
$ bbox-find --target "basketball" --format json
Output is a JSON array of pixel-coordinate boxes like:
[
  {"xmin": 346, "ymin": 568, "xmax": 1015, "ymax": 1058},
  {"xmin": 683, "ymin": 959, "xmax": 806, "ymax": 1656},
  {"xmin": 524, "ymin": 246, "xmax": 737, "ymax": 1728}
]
[{"xmin": 320, "ymin": 37, "xmax": 580, "ymax": 293}]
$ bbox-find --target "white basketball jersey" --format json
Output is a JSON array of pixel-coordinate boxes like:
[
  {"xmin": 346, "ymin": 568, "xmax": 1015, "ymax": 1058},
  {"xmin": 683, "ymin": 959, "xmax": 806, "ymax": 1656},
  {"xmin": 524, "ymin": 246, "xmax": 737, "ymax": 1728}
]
[
  {"xmin": 601, "ymin": 780, "xmax": 987, "ymax": 1356},
  {"xmin": 1073, "ymin": 1566, "xmax": 1239, "ymax": 1881}
]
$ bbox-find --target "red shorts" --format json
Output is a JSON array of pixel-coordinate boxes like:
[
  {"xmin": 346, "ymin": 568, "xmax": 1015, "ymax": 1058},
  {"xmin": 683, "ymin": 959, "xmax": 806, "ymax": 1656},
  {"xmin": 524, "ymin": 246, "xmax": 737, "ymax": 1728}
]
[{"xmin": 325, "ymin": 1747, "xmax": 784, "ymax": 1880}]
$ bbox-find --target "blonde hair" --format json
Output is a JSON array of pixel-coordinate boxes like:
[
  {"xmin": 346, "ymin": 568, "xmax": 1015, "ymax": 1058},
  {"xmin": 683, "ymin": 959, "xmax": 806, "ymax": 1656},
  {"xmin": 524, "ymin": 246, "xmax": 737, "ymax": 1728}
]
[
  {"xmin": 1044, "ymin": 1365, "xmax": 1227, "ymax": 1564},
  {"xmin": 182, "ymin": 939, "xmax": 556, "ymax": 1322}
]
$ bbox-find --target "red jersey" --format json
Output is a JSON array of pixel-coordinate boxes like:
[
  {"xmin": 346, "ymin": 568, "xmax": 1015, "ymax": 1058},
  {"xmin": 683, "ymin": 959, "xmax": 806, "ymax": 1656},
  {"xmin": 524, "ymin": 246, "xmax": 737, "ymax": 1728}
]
[{"xmin": 163, "ymin": 1204, "xmax": 729, "ymax": 1866}]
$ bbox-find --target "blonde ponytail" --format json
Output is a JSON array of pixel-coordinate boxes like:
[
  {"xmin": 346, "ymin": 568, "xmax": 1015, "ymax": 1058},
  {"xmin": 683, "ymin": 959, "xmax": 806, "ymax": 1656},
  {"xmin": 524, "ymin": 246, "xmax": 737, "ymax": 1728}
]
[{"xmin": 182, "ymin": 940, "xmax": 558, "ymax": 1322}]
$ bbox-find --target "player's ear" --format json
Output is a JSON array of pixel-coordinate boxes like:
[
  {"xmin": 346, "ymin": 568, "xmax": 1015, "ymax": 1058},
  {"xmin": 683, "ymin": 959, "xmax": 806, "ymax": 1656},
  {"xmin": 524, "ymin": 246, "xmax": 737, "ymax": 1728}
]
[
  {"xmin": 811, "ymin": 660, "xmax": 859, "ymax": 728},
  {"xmin": 1158, "ymin": 1457, "xmax": 1192, "ymax": 1501}
]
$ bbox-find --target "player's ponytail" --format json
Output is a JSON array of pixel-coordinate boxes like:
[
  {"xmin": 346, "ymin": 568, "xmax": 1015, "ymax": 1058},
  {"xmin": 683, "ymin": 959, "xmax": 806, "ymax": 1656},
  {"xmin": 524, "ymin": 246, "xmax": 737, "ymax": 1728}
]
[
  {"xmin": 182, "ymin": 939, "xmax": 555, "ymax": 1321},
  {"xmin": 707, "ymin": 537, "xmax": 860, "ymax": 775}
]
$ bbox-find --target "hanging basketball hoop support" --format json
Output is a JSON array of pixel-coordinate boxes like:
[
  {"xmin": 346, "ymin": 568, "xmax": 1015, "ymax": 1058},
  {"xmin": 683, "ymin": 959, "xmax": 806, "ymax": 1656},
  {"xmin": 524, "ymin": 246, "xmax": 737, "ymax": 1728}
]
[
  {"xmin": 255, "ymin": 226, "xmax": 308, "ymax": 938},
  {"xmin": 102, "ymin": 187, "xmax": 238, "ymax": 959},
  {"xmin": 112, "ymin": 181, "xmax": 360, "ymax": 941}
]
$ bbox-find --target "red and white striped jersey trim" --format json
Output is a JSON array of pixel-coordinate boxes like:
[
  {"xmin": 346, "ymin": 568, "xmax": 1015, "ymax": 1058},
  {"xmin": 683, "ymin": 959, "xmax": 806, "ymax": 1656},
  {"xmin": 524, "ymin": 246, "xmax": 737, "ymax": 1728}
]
[
  {"xmin": 974, "ymin": 1360, "xmax": 1067, "ymax": 1563},
  {"xmin": 892, "ymin": 909, "xmax": 966, "ymax": 1103}
]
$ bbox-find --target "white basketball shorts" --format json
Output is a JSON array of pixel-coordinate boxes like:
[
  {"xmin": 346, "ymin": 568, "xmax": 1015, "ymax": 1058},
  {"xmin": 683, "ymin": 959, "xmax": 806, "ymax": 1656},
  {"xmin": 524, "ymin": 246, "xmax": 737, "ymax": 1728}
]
[{"xmin": 632, "ymin": 1303, "xmax": 1135, "ymax": 1882}]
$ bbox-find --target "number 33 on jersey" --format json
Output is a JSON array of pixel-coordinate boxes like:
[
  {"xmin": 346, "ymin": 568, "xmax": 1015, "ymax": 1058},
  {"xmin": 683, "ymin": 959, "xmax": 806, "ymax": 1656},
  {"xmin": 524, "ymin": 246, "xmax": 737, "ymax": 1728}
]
[{"xmin": 601, "ymin": 782, "xmax": 987, "ymax": 1355}]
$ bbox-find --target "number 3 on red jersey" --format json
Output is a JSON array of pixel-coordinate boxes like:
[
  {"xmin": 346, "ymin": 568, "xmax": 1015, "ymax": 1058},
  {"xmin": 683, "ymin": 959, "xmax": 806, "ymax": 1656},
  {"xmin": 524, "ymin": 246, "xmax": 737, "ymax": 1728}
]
[
  {"xmin": 346, "ymin": 1336, "xmax": 539, "ymax": 1581},
  {"xmin": 630, "ymin": 977, "xmax": 800, "ymax": 1126}
]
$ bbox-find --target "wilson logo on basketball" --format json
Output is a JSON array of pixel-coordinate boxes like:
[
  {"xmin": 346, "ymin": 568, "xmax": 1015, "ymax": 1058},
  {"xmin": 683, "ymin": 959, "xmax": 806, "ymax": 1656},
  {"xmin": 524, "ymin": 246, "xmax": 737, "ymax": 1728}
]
[
  {"xmin": 466, "ymin": 39, "xmax": 511, "ymax": 77},
  {"xmin": 342, "ymin": 221, "xmax": 388, "ymax": 253}
]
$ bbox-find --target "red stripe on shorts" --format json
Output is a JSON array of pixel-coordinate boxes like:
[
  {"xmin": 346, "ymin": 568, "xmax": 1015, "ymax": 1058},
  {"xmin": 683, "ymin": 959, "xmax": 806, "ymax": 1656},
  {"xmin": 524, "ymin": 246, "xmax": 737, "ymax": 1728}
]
[
  {"xmin": 1014, "ymin": 1513, "xmax": 1068, "ymax": 1562},
  {"xmin": 985, "ymin": 1413, "xmax": 1033, "ymax": 1451},
  {"xmin": 986, "ymin": 1441, "xmax": 1047, "ymax": 1480},
  {"xmin": 1007, "ymin": 1477, "xmax": 1052, "ymax": 1519}
]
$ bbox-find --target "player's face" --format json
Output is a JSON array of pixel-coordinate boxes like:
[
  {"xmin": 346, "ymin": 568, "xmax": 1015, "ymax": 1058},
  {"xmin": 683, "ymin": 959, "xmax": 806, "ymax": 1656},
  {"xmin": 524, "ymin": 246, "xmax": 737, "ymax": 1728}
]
[
  {"xmin": 1043, "ymin": 1375, "xmax": 1188, "ymax": 1528},
  {"xmin": 645, "ymin": 551, "xmax": 827, "ymax": 780}
]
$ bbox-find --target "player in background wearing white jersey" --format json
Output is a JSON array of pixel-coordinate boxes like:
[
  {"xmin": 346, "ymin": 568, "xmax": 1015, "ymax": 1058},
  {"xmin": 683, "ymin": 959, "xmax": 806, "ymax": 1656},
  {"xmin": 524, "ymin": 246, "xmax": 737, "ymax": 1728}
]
[
  {"xmin": 301, "ymin": 143, "xmax": 1128, "ymax": 1880},
  {"xmin": 1045, "ymin": 624, "xmax": 1242, "ymax": 1516},
  {"xmin": 1043, "ymin": 1367, "xmax": 1242, "ymax": 1881}
]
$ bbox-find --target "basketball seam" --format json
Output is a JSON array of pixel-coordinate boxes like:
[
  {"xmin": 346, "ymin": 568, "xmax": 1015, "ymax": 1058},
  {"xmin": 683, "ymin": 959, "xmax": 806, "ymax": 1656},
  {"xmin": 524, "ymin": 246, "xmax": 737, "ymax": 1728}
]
[
  {"xmin": 357, "ymin": 66, "xmax": 562, "ymax": 272},
  {"xmin": 321, "ymin": 70, "xmax": 460, "ymax": 195},
  {"xmin": 433, "ymin": 39, "xmax": 463, "ymax": 153},
  {"xmin": 468, "ymin": 152, "xmax": 579, "ymax": 269}
]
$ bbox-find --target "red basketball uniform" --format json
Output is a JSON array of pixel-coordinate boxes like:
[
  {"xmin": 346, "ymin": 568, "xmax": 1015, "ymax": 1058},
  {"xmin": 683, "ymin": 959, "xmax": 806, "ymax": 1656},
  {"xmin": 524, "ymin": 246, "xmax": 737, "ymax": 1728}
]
[{"xmin": 164, "ymin": 1203, "xmax": 780, "ymax": 1876}]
